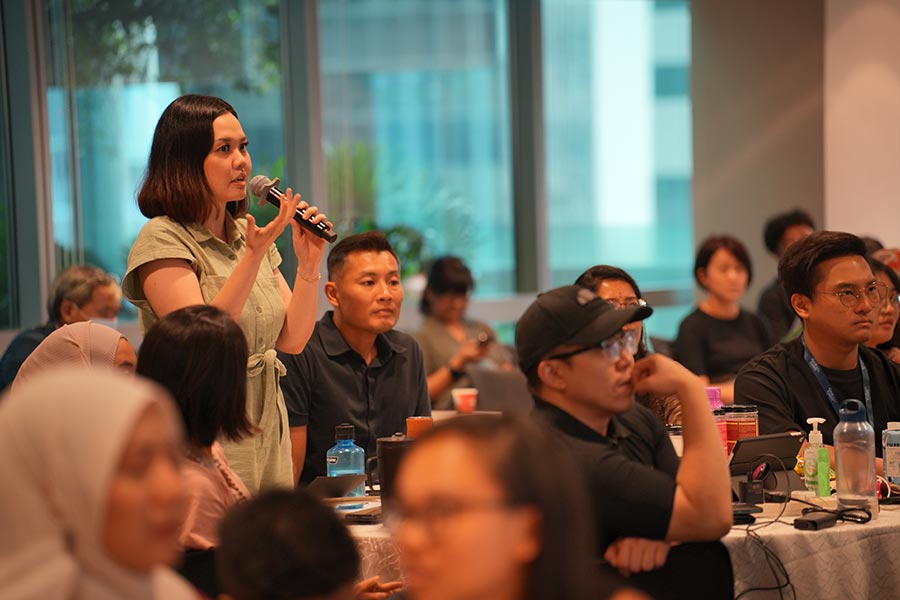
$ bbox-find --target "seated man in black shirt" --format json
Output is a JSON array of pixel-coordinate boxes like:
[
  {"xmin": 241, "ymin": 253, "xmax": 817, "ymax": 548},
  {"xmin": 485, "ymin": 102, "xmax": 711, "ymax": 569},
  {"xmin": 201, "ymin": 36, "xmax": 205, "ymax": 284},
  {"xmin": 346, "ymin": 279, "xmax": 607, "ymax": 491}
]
[
  {"xmin": 279, "ymin": 232, "xmax": 430, "ymax": 484},
  {"xmin": 736, "ymin": 231, "xmax": 900, "ymax": 473},
  {"xmin": 516, "ymin": 285, "xmax": 732, "ymax": 580},
  {"xmin": 757, "ymin": 209, "xmax": 815, "ymax": 341}
]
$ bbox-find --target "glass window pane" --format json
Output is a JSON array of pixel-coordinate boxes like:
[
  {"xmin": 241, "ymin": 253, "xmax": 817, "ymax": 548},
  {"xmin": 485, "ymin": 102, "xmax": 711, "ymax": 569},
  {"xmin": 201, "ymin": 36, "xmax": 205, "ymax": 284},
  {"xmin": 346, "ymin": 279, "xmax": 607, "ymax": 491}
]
[
  {"xmin": 319, "ymin": 0, "xmax": 514, "ymax": 297},
  {"xmin": 542, "ymin": 0, "xmax": 693, "ymax": 338},
  {"xmin": 44, "ymin": 0, "xmax": 285, "ymax": 318},
  {"xmin": 0, "ymin": 35, "xmax": 13, "ymax": 329}
]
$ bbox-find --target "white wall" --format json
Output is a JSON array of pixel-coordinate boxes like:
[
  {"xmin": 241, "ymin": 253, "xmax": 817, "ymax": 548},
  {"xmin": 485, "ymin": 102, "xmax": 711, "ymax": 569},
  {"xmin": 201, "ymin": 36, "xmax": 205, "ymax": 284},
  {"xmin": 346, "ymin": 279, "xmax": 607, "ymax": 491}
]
[{"xmin": 825, "ymin": 0, "xmax": 900, "ymax": 247}]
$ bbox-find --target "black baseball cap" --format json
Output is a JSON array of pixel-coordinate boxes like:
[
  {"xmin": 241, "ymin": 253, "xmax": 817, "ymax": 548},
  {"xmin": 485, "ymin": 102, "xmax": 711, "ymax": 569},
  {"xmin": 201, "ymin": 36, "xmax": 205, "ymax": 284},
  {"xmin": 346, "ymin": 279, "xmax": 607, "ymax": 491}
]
[{"xmin": 515, "ymin": 285, "xmax": 653, "ymax": 373}]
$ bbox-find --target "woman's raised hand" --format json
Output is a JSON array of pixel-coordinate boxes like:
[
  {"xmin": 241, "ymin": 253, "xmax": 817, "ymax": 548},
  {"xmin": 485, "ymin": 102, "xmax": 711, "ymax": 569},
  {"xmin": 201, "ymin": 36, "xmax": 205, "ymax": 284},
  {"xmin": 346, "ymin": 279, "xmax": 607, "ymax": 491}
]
[
  {"xmin": 288, "ymin": 188, "xmax": 332, "ymax": 275},
  {"xmin": 244, "ymin": 185, "xmax": 303, "ymax": 255}
]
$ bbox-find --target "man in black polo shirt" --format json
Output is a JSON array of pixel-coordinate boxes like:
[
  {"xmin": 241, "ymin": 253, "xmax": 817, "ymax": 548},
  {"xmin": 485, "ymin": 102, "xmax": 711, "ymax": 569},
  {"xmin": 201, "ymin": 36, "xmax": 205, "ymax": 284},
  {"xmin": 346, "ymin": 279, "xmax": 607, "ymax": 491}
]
[
  {"xmin": 516, "ymin": 285, "xmax": 732, "ymax": 578},
  {"xmin": 279, "ymin": 232, "xmax": 430, "ymax": 484},
  {"xmin": 736, "ymin": 231, "xmax": 900, "ymax": 473}
]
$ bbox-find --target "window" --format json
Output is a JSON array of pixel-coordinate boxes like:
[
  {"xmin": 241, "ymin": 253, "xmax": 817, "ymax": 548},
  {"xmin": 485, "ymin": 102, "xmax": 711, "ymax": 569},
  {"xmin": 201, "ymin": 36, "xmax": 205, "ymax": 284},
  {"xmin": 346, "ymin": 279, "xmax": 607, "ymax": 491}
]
[
  {"xmin": 318, "ymin": 0, "xmax": 515, "ymax": 296},
  {"xmin": 44, "ymin": 0, "xmax": 286, "ymax": 318},
  {"xmin": 542, "ymin": 0, "xmax": 693, "ymax": 338},
  {"xmin": 0, "ymin": 17, "xmax": 13, "ymax": 329}
]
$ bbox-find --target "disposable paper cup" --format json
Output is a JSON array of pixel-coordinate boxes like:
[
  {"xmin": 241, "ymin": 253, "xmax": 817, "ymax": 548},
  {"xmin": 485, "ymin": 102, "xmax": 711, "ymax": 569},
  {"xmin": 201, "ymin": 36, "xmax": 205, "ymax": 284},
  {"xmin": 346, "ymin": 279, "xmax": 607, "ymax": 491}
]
[
  {"xmin": 451, "ymin": 388, "xmax": 478, "ymax": 413},
  {"xmin": 406, "ymin": 416, "xmax": 434, "ymax": 439}
]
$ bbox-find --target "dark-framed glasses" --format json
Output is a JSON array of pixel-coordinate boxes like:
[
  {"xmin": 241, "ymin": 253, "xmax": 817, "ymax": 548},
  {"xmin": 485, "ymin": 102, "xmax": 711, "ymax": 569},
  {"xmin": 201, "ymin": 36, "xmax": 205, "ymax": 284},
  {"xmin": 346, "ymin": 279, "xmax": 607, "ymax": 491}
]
[
  {"xmin": 817, "ymin": 282, "xmax": 888, "ymax": 308},
  {"xmin": 545, "ymin": 328, "xmax": 640, "ymax": 362},
  {"xmin": 604, "ymin": 297, "xmax": 648, "ymax": 310},
  {"xmin": 383, "ymin": 498, "xmax": 511, "ymax": 538}
]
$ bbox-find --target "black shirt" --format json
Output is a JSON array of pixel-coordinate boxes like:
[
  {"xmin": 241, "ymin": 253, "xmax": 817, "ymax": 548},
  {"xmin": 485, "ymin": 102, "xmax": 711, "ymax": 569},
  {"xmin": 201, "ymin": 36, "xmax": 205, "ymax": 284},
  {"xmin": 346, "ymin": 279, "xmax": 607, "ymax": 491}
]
[
  {"xmin": 0, "ymin": 322, "xmax": 57, "ymax": 391},
  {"xmin": 757, "ymin": 278, "xmax": 796, "ymax": 342},
  {"xmin": 278, "ymin": 312, "xmax": 431, "ymax": 484},
  {"xmin": 532, "ymin": 398, "xmax": 678, "ymax": 550},
  {"xmin": 734, "ymin": 338, "xmax": 900, "ymax": 457},
  {"xmin": 674, "ymin": 307, "xmax": 772, "ymax": 381}
]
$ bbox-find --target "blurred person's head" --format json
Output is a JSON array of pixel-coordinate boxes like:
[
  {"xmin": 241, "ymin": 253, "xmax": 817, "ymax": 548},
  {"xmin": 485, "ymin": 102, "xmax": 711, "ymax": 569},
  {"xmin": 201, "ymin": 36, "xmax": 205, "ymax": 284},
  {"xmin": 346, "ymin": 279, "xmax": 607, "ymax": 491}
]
[
  {"xmin": 325, "ymin": 231, "xmax": 403, "ymax": 337},
  {"xmin": 779, "ymin": 231, "xmax": 879, "ymax": 347},
  {"xmin": 763, "ymin": 209, "xmax": 815, "ymax": 258},
  {"xmin": 217, "ymin": 489, "xmax": 360, "ymax": 600},
  {"xmin": 515, "ymin": 285, "xmax": 651, "ymax": 418},
  {"xmin": 694, "ymin": 235, "xmax": 753, "ymax": 304},
  {"xmin": 11, "ymin": 321, "xmax": 136, "ymax": 393},
  {"xmin": 138, "ymin": 94, "xmax": 249, "ymax": 225},
  {"xmin": 575, "ymin": 265, "xmax": 650, "ymax": 358},
  {"xmin": 48, "ymin": 265, "xmax": 121, "ymax": 326},
  {"xmin": 420, "ymin": 256, "xmax": 475, "ymax": 324},
  {"xmin": 862, "ymin": 236, "xmax": 885, "ymax": 255},
  {"xmin": 0, "ymin": 368, "xmax": 189, "ymax": 598},
  {"xmin": 136, "ymin": 305, "xmax": 252, "ymax": 448},
  {"xmin": 866, "ymin": 258, "xmax": 900, "ymax": 348},
  {"xmin": 389, "ymin": 415, "xmax": 600, "ymax": 600}
]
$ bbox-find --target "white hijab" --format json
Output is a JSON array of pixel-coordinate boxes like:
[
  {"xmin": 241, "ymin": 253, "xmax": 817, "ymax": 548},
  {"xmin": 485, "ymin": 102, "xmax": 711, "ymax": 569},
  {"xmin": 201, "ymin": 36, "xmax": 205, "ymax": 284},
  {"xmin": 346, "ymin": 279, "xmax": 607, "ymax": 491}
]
[
  {"xmin": 10, "ymin": 322, "xmax": 126, "ymax": 394},
  {"xmin": 0, "ymin": 367, "xmax": 197, "ymax": 600}
]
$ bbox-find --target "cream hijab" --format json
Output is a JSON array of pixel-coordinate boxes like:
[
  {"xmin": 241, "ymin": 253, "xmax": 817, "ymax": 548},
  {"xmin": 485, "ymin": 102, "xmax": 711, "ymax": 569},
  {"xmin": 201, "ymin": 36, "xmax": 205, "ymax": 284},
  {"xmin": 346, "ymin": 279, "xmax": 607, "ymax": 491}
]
[
  {"xmin": 0, "ymin": 367, "xmax": 197, "ymax": 600},
  {"xmin": 10, "ymin": 322, "xmax": 126, "ymax": 394}
]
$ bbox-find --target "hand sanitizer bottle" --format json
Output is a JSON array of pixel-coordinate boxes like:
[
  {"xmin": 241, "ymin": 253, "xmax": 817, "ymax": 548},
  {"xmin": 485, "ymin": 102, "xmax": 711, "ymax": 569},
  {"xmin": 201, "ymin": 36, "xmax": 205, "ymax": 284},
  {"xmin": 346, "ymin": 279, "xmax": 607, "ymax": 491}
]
[{"xmin": 804, "ymin": 417, "xmax": 829, "ymax": 497}]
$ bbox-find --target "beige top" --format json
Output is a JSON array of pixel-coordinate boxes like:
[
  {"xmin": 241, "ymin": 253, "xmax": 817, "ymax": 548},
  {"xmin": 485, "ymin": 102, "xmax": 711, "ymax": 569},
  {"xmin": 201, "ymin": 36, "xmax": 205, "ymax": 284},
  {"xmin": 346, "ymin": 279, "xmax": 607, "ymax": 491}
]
[
  {"xmin": 123, "ymin": 214, "xmax": 293, "ymax": 492},
  {"xmin": 179, "ymin": 442, "xmax": 250, "ymax": 550}
]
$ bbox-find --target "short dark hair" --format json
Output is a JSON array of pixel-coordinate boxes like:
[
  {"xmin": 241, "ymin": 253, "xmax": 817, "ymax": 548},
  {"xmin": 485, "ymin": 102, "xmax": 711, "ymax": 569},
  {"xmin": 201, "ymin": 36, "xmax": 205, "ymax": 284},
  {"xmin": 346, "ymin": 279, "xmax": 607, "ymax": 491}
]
[
  {"xmin": 326, "ymin": 230, "xmax": 399, "ymax": 281},
  {"xmin": 217, "ymin": 489, "xmax": 360, "ymax": 600},
  {"xmin": 869, "ymin": 257, "xmax": 900, "ymax": 296},
  {"xmin": 398, "ymin": 415, "xmax": 601, "ymax": 600},
  {"xmin": 420, "ymin": 256, "xmax": 475, "ymax": 315},
  {"xmin": 763, "ymin": 209, "xmax": 815, "ymax": 254},
  {"xmin": 137, "ymin": 94, "xmax": 248, "ymax": 225},
  {"xmin": 694, "ymin": 235, "xmax": 754, "ymax": 289},
  {"xmin": 136, "ymin": 305, "xmax": 251, "ymax": 447},
  {"xmin": 778, "ymin": 230, "xmax": 869, "ymax": 301},
  {"xmin": 574, "ymin": 264, "xmax": 650, "ymax": 359},
  {"xmin": 47, "ymin": 265, "xmax": 118, "ymax": 323}
]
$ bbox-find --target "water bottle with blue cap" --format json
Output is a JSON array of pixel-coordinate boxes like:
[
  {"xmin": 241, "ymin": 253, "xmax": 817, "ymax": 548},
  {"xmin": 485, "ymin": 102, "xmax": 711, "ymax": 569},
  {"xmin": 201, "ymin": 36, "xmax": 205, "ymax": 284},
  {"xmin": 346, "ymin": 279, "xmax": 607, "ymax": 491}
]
[{"xmin": 834, "ymin": 399, "xmax": 878, "ymax": 517}]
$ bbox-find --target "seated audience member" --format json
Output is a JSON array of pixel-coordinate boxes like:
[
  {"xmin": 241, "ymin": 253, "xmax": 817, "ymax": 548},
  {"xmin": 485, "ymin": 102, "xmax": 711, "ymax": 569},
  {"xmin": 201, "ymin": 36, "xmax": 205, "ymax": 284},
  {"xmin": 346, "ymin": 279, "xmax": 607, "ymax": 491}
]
[
  {"xmin": 516, "ymin": 286, "xmax": 732, "ymax": 593},
  {"xmin": 872, "ymin": 248, "xmax": 900, "ymax": 355},
  {"xmin": 674, "ymin": 235, "xmax": 772, "ymax": 403},
  {"xmin": 0, "ymin": 368, "xmax": 195, "ymax": 599},
  {"xmin": 415, "ymin": 256, "xmax": 513, "ymax": 409},
  {"xmin": 576, "ymin": 265, "xmax": 681, "ymax": 425},
  {"xmin": 136, "ymin": 305, "xmax": 252, "ymax": 550},
  {"xmin": 217, "ymin": 488, "xmax": 401, "ymax": 600},
  {"xmin": 0, "ymin": 264, "xmax": 121, "ymax": 389},
  {"xmin": 865, "ymin": 258, "xmax": 900, "ymax": 364},
  {"xmin": 389, "ymin": 414, "xmax": 639, "ymax": 600},
  {"xmin": 279, "ymin": 231, "xmax": 430, "ymax": 485},
  {"xmin": 758, "ymin": 210, "xmax": 815, "ymax": 341},
  {"xmin": 10, "ymin": 321, "xmax": 136, "ymax": 393},
  {"xmin": 735, "ymin": 232, "xmax": 900, "ymax": 473}
]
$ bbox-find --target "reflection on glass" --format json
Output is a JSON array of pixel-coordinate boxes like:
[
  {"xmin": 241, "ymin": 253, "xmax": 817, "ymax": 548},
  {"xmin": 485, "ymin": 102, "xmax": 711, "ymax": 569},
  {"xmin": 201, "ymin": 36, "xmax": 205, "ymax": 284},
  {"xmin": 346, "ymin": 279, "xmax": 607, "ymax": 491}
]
[
  {"xmin": 0, "ymin": 52, "xmax": 11, "ymax": 327},
  {"xmin": 44, "ymin": 0, "xmax": 284, "ymax": 303},
  {"xmin": 542, "ymin": 0, "xmax": 693, "ymax": 337},
  {"xmin": 319, "ymin": 0, "xmax": 514, "ymax": 296}
]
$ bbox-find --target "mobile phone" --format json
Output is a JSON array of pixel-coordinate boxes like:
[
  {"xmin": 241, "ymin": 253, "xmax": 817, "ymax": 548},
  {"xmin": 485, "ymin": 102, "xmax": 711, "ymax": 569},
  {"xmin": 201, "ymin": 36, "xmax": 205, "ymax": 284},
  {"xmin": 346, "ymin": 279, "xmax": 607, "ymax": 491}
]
[{"xmin": 343, "ymin": 505, "xmax": 382, "ymax": 524}]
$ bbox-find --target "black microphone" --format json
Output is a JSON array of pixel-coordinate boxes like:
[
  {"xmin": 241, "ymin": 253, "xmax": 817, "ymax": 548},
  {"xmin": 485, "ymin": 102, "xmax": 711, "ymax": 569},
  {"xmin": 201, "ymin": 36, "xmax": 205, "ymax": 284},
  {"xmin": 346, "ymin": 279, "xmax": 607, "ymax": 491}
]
[{"xmin": 248, "ymin": 175, "xmax": 338, "ymax": 243}]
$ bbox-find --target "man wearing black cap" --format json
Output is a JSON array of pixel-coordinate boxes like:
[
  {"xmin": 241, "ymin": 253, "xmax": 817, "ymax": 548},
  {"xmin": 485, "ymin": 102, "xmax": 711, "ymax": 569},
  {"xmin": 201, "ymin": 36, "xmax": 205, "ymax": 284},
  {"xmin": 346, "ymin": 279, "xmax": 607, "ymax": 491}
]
[{"xmin": 516, "ymin": 286, "xmax": 732, "ymax": 582}]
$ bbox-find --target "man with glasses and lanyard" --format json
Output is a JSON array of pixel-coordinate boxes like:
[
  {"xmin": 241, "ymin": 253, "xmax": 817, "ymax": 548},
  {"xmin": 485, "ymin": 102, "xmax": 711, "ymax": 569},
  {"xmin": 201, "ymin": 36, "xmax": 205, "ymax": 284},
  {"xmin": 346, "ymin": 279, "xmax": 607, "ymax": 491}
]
[
  {"xmin": 516, "ymin": 286, "xmax": 732, "ymax": 592},
  {"xmin": 736, "ymin": 231, "xmax": 900, "ymax": 475}
]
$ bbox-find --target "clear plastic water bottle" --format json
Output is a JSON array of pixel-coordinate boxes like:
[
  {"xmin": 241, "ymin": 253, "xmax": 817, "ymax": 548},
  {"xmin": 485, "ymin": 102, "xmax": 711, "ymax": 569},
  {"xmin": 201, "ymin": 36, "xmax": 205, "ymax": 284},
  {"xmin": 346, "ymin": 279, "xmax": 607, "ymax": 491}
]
[
  {"xmin": 326, "ymin": 423, "xmax": 365, "ymax": 498},
  {"xmin": 834, "ymin": 400, "xmax": 878, "ymax": 518}
]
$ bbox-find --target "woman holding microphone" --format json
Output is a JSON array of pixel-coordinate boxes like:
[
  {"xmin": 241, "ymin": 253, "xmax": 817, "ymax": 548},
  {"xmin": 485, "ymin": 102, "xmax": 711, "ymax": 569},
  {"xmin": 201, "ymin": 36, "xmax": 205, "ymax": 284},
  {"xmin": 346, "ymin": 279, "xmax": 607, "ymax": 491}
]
[{"xmin": 124, "ymin": 94, "xmax": 330, "ymax": 493}]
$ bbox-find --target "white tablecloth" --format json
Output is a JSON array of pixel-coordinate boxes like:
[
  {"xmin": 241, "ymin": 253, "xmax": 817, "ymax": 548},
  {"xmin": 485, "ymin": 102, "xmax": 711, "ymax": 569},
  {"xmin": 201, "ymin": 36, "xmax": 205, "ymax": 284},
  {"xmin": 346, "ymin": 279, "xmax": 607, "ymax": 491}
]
[{"xmin": 724, "ymin": 505, "xmax": 900, "ymax": 600}]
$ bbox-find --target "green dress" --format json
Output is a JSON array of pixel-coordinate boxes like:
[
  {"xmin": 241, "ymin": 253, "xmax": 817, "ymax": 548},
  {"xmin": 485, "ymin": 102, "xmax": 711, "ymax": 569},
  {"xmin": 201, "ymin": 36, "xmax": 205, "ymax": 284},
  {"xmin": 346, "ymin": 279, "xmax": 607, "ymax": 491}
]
[{"xmin": 123, "ymin": 214, "xmax": 293, "ymax": 493}]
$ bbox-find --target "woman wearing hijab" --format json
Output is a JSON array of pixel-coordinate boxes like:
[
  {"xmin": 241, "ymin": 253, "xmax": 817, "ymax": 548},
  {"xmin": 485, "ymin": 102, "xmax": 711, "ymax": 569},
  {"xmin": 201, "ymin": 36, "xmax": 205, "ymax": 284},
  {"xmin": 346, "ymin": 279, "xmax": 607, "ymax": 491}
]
[
  {"xmin": 0, "ymin": 367, "xmax": 196, "ymax": 599},
  {"xmin": 10, "ymin": 321, "xmax": 136, "ymax": 394}
]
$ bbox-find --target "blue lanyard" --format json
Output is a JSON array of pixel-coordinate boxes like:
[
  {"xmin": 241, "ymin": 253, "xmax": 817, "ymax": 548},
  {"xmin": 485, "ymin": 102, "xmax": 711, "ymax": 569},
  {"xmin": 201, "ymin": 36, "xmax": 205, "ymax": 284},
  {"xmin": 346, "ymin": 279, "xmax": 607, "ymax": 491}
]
[{"xmin": 801, "ymin": 335, "xmax": 873, "ymax": 425}]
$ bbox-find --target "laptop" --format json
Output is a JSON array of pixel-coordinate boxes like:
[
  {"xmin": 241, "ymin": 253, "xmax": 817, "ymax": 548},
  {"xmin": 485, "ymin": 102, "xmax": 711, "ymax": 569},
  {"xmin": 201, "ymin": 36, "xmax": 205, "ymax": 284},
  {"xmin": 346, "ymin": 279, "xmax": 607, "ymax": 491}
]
[{"xmin": 466, "ymin": 367, "xmax": 535, "ymax": 416}]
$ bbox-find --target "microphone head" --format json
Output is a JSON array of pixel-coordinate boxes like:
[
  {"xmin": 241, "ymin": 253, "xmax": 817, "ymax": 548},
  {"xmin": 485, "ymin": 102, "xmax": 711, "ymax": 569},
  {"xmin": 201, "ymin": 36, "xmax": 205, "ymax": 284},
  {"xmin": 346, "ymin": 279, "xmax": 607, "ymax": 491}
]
[{"xmin": 248, "ymin": 174, "xmax": 274, "ymax": 200}]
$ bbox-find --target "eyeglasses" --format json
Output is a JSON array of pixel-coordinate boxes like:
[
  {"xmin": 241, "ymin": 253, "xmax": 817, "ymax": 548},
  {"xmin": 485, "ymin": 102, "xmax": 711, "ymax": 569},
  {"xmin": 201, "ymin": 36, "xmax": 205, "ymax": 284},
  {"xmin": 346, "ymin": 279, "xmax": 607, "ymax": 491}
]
[
  {"xmin": 816, "ymin": 282, "xmax": 888, "ymax": 308},
  {"xmin": 886, "ymin": 293, "xmax": 900, "ymax": 309},
  {"xmin": 545, "ymin": 328, "xmax": 639, "ymax": 362},
  {"xmin": 603, "ymin": 297, "xmax": 648, "ymax": 310},
  {"xmin": 383, "ymin": 498, "xmax": 510, "ymax": 538}
]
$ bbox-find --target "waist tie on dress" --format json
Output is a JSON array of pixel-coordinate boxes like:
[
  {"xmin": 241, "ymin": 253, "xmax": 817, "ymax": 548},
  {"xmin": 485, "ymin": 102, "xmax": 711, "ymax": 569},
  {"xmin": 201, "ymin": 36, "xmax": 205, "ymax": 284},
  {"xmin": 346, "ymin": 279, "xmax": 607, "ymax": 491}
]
[{"xmin": 247, "ymin": 348, "xmax": 286, "ymax": 381}]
